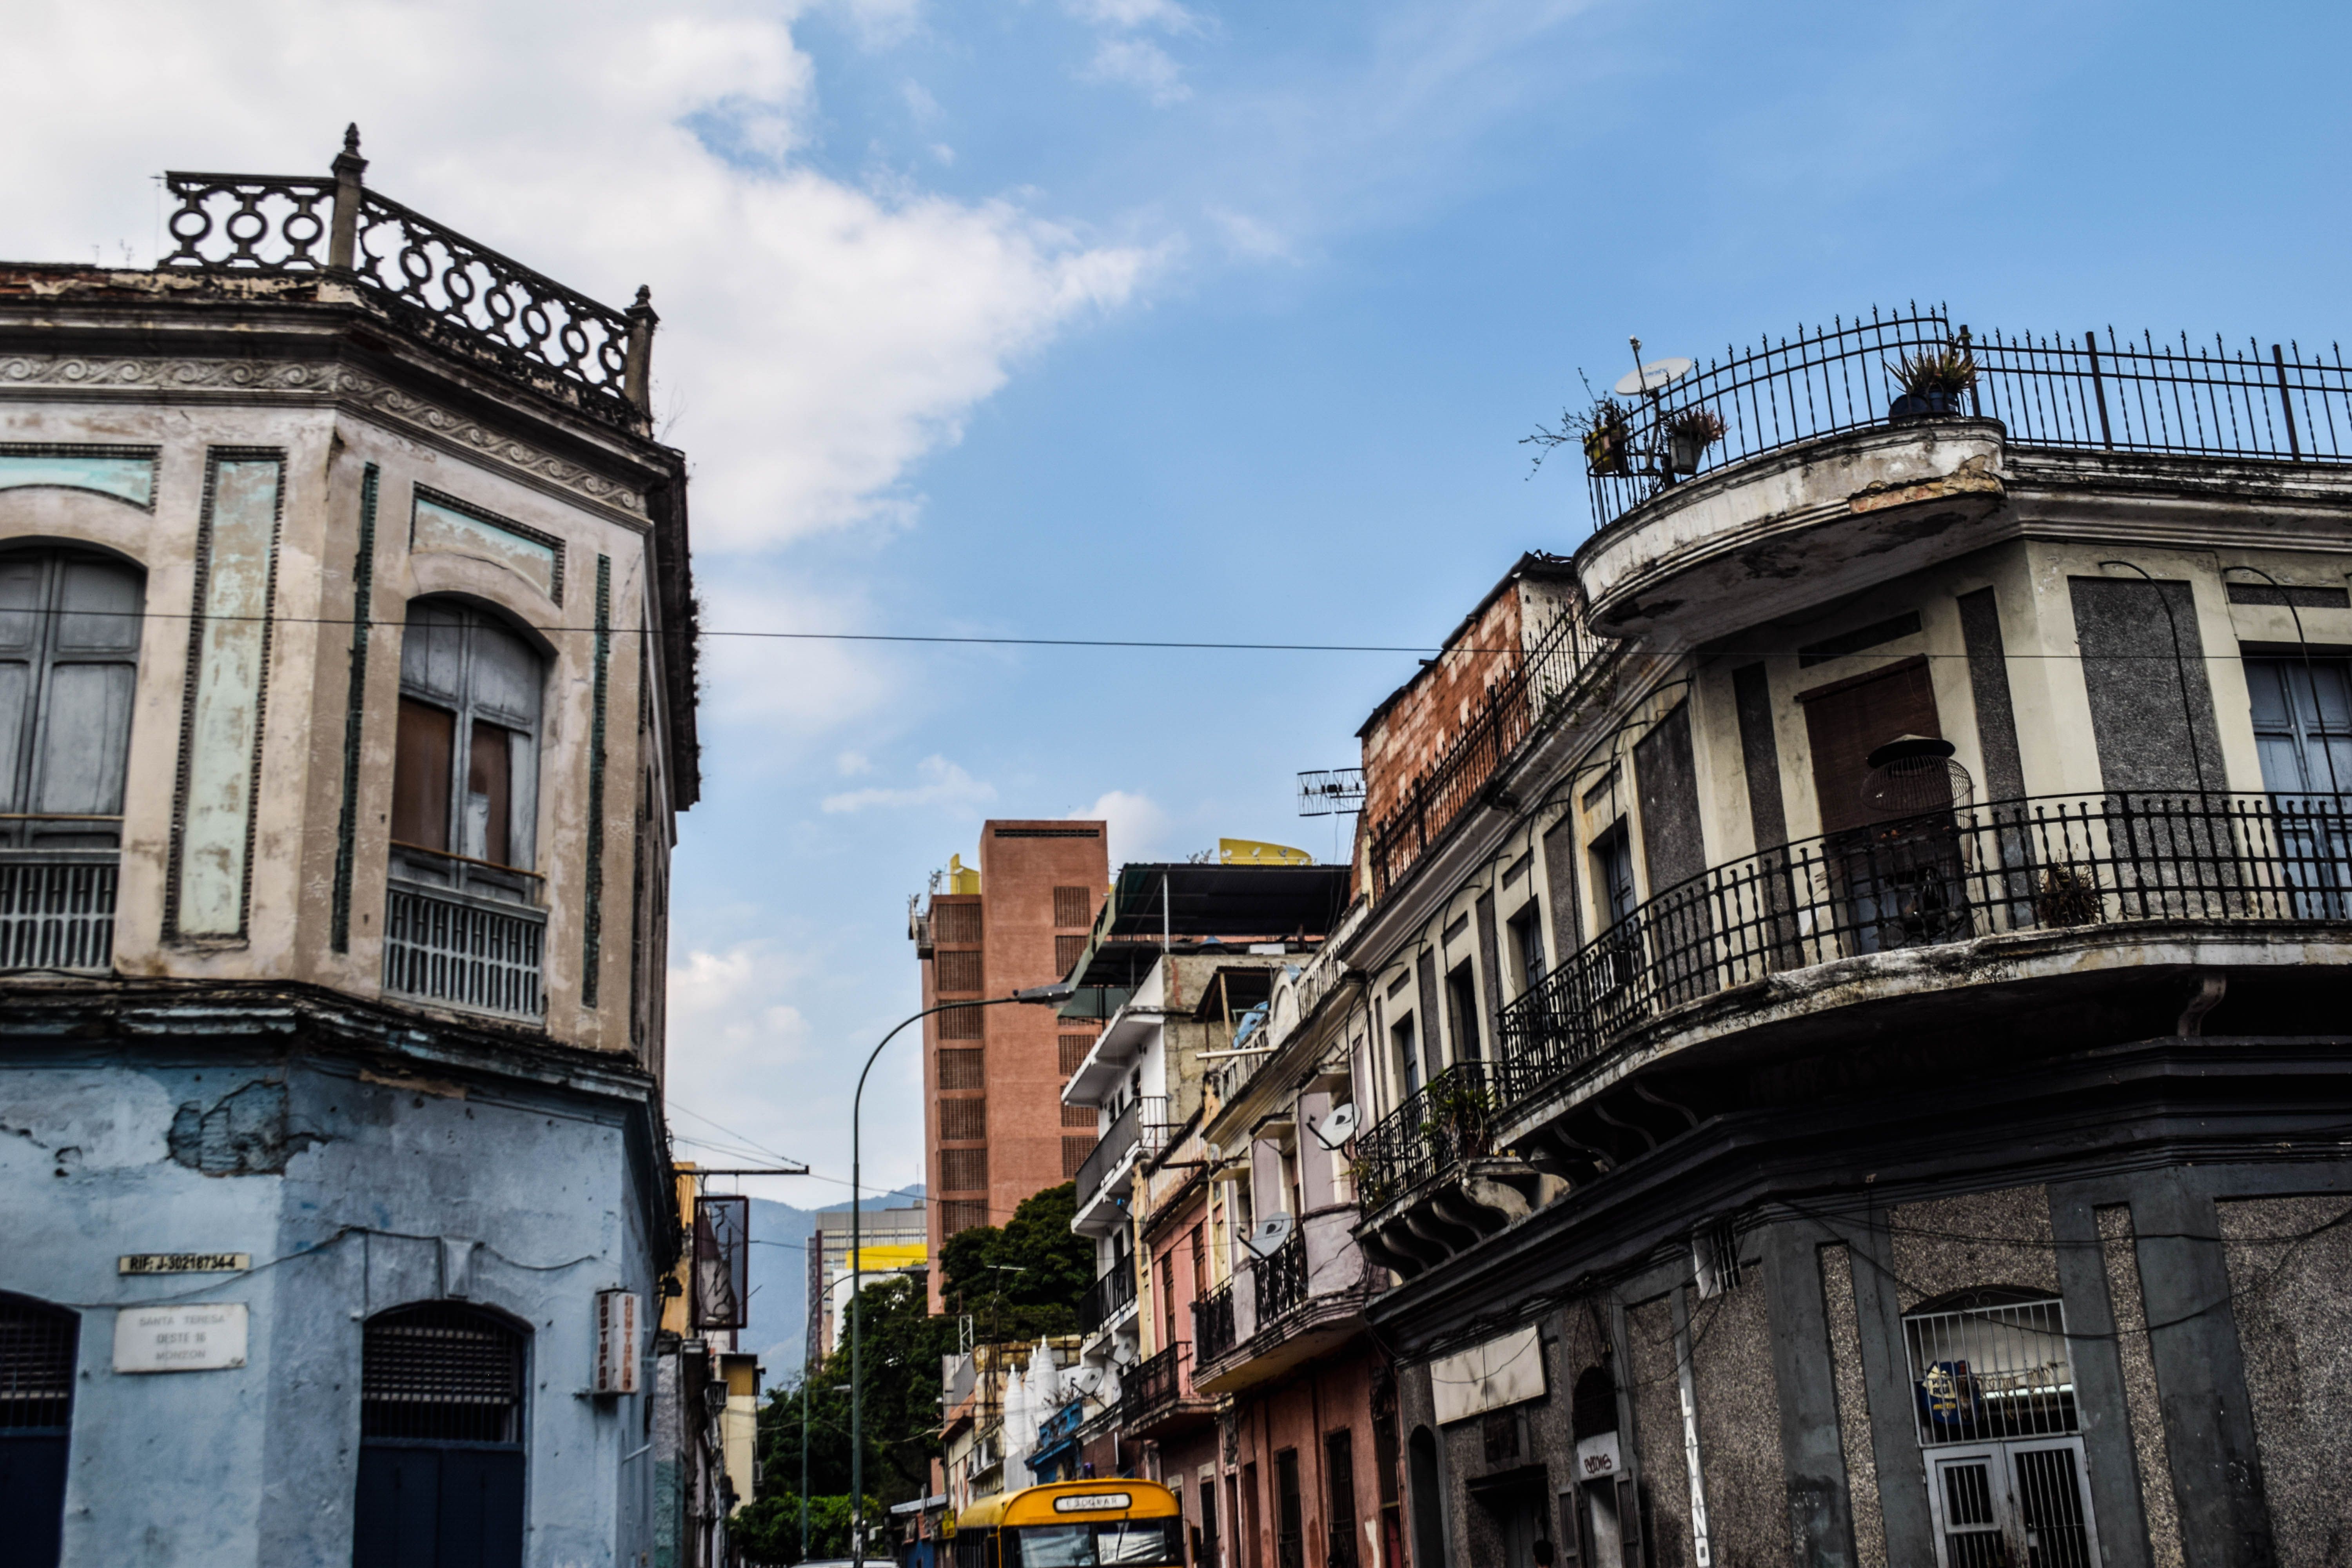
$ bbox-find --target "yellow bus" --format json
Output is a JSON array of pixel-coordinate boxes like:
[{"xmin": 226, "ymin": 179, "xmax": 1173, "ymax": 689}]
[{"xmin": 951, "ymin": 1481, "xmax": 1185, "ymax": 1568}]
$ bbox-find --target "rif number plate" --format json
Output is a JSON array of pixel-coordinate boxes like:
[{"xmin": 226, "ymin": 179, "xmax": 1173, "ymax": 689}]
[{"xmin": 120, "ymin": 1253, "xmax": 250, "ymax": 1275}]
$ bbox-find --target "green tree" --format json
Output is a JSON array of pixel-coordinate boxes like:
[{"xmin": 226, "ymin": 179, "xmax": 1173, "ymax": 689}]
[
  {"xmin": 734, "ymin": 1492, "xmax": 880, "ymax": 1565},
  {"xmin": 751, "ymin": 1184, "xmax": 1099, "ymax": 1545}
]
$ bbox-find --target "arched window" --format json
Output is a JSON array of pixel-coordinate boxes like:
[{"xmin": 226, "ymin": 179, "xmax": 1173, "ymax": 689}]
[
  {"xmin": 353, "ymin": 1303, "xmax": 527, "ymax": 1568},
  {"xmin": 390, "ymin": 600, "xmax": 544, "ymax": 900},
  {"xmin": 1903, "ymin": 1290, "xmax": 2098, "ymax": 1568},
  {"xmin": 384, "ymin": 601, "xmax": 547, "ymax": 1018},
  {"xmin": 0, "ymin": 1292, "xmax": 81, "ymax": 1568},
  {"xmin": 0, "ymin": 549, "xmax": 140, "ymax": 973}
]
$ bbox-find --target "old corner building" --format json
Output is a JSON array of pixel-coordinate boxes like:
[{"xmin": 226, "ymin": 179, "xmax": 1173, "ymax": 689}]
[
  {"xmin": 0, "ymin": 135, "xmax": 708, "ymax": 1566},
  {"xmin": 1056, "ymin": 313, "xmax": 2352, "ymax": 1568}
]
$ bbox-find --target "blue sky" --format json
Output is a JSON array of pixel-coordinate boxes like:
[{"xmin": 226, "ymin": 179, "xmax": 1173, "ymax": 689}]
[{"xmin": 12, "ymin": 0, "xmax": 2350, "ymax": 1208}]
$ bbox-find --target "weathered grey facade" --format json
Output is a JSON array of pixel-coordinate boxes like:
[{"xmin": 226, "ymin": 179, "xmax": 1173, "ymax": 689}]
[
  {"xmin": 0, "ymin": 135, "xmax": 702, "ymax": 1568},
  {"xmin": 1341, "ymin": 315, "xmax": 2352, "ymax": 1568}
]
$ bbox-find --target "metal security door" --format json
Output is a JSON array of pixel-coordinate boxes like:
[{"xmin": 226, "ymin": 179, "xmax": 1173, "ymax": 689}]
[
  {"xmin": 1926, "ymin": 1439, "xmax": 2099, "ymax": 1568},
  {"xmin": 0, "ymin": 1296, "xmax": 77, "ymax": 1568}
]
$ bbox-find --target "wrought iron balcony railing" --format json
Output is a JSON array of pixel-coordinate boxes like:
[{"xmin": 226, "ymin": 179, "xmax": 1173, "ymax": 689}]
[
  {"xmin": 1580, "ymin": 307, "xmax": 2352, "ymax": 531},
  {"xmin": 0, "ymin": 849, "xmax": 118, "ymax": 973},
  {"xmin": 1078, "ymin": 1259, "xmax": 1138, "ymax": 1334},
  {"xmin": 383, "ymin": 877, "xmax": 547, "ymax": 1020},
  {"xmin": 1192, "ymin": 1281, "xmax": 1237, "ymax": 1366},
  {"xmin": 1075, "ymin": 1096, "xmax": 1169, "ymax": 1209},
  {"xmin": 1251, "ymin": 1231, "xmax": 1308, "ymax": 1325},
  {"xmin": 1358, "ymin": 790, "xmax": 2352, "ymax": 1209},
  {"xmin": 160, "ymin": 134, "xmax": 650, "ymax": 430},
  {"xmin": 1123, "ymin": 1343, "xmax": 1188, "ymax": 1425}
]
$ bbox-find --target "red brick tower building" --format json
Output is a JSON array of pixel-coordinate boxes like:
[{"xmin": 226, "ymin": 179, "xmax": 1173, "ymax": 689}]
[{"xmin": 914, "ymin": 820, "xmax": 1108, "ymax": 1309}]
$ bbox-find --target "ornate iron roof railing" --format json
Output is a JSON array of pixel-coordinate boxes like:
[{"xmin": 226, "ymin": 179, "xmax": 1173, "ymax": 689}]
[
  {"xmin": 1367, "ymin": 670, "xmax": 1530, "ymax": 902},
  {"xmin": 160, "ymin": 131, "xmax": 651, "ymax": 430},
  {"xmin": 1583, "ymin": 306, "xmax": 2352, "ymax": 531},
  {"xmin": 1357, "ymin": 789, "xmax": 2352, "ymax": 1211}
]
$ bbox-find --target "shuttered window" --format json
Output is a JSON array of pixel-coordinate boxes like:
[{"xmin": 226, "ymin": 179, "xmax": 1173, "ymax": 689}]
[
  {"xmin": 938, "ymin": 1004, "xmax": 984, "ymax": 1040},
  {"xmin": 940, "ymin": 1098, "xmax": 987, "ymax": 1141},
  {"xmin": 941, "ymin": 1148, "xmax": 989, "ymax": 1191},
  {"xmin": 1062, "ymin": 1137, "xmax": 1091, "ymax": 1178},
  {"xmin": 1800, "ymin": 657, "xmax": 1940, "ymax": 837},
  {"xmin": 1055, "ymin": 933, "xmax": 1088, "ymax": 973},
  {"xmin": 1063, "ymin": 1103, "xmax": 1096, "ymax": 1128},
  {"xmin": 1059, "ymin": 1033, "xmax": 1095, "ymax": 1073},
  {"xmin": 1054, "ymin": 886, "xmax": 1095, "ymax": 927},
  {"xmin": 936, "ymin": 950, "xmax": 984, "ymax": 993},
  {"xmin": 938, "ymin": 1048, "xmax": 984, "ymax": 1090},
  {"xmin": 933, "ymin": 901, "xmax": 982, "ymax": 944},
  {"xmin": 0, "ymin": 550, "xmax": 142, "ymax": 849},
  {"xmin": 941, "ymin": 1200, "xmax": 988, "ymax": 1236}
]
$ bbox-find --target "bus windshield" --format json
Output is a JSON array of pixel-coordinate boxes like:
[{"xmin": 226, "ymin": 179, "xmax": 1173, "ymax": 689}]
[{"xmin": 1004, "ymin": 1519, "xmax": 1183, "ymax": 1568}]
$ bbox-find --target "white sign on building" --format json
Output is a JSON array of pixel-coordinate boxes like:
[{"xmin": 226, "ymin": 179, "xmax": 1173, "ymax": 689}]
[
  {"xmin": 1429, "ymin": 1324, "xmax": 1546, "ymax": 1425},
  {"xmin": 113, "ymin": 1303, "xmax": 249, "ymax": 1373}
]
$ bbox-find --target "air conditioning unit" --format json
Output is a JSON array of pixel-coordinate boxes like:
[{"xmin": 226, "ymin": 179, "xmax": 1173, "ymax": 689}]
[{"xmin": 593, "ymin": 1290, "xmax": 641, "ymax": 1395}]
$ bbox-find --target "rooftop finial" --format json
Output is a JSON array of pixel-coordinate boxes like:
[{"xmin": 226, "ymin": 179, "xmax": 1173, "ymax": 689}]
[
  {"xmin": 344, "ymin": 123, "xmax": 361, "ymax": 156},
  {"xmin": 634, "ymin": 285, "xmax": 652, "ymax": 308}
]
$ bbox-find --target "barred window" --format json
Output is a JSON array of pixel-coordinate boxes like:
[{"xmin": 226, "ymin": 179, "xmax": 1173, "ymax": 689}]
[
  {"xmin": 1053, "ymin": 886, "xmax": 1095, "ymax": 927},
  {"xmin": 942, "ymin": 1147, "xmax": 989, "ymax": 1191},
  {"xmin": 939, "ymin": 1004, "xmax": 985, "ymax": 1041},
  {"xmin": 1055, "ymin": 933, "xmax": 1088, "ymax": 974},
  {"xmin": 0, "ymin": 1292, "xmax": 78, "ymax": 1432},
  {"xmin": 1059, "ymin": 1033, "xmax": 1095, "ymax": 1074},
  {"xmin": 361, "ymin": 1303, "xmax": 526, "ymax": 1445},
  {"xmin": 1904, "ymin": 1292, "xmax": 2077, "ymax": 1446},
  {"xmin": 938, "ymin": 1048, "xmax": 984, "ymax": 1090},
  {"xmin": 1062, "ymin": 1103, "xmax": 1096, "ymax": 1128},
  {"xmin": 1062, "ymin": 1137, "xmax": 1092, "ymax": 1178},
  {"xmin": 940, "ymin": 1098, "xmax": 987, "ymax": 1142},
  {"xmin": 936, "ymin": 950, "xmax": 983, "ymax": 993},
  {"xmin": 933, "ymin": 902, "xmax": 982, "ymax": 944},
  {"xmin": 941, "ymin": 1200, "xmax": 988, "ymax": 1237}
]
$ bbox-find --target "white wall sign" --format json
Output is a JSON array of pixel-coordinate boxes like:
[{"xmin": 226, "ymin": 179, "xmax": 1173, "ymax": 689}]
[
  {"xmin": 1575, "ymin": 1431, "xmax": 1622, "ymax": 1482},
  {"xmin": 114, "ymin": 1303, "xmax": 248, "ymax": 1373},
  {"xmin": 1430, "ymin": 1324, "xmax": 1546, "ymax": 1425}
]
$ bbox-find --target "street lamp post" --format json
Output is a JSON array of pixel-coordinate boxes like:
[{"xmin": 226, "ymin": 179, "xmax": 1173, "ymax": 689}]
[{"xmin": 851, "ymin": 983, "xmax": 1075, "ymax": 1568}]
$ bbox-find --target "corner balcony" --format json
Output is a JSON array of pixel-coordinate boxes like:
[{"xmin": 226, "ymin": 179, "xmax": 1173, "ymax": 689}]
[
  {"xmin": 1071, "ymin": 1096, "xmax": 1169, "ymax": 1237},
  {"xmin": 1192, "ymin": 1211, "xmax": 1381, "ymax": 1395},
  {"xmin": 1354, "ymin": 789, "xmax": 2352, "ymax": 1274},
  {"xmin": 1574, "ymin": 310, "xmax": 2352, "ymax": 643}
]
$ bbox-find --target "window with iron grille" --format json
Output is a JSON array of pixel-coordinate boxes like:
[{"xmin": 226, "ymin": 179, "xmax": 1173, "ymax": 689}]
[
  {"xmin": 940, "ymin": 1098, "xmax": 987, "ymax": 1141},
  {"xmin": 361, "ymin": 1304, "xmax": 526, "ymax": 1444},
  {"xmin": 941, "ymin": 1200, "xmax": 988, "ymax": 1236},
  {"xmin": 939, "ymin": 1048, "xmax": 984, "ymax": 1090},
  {"xmin": 1054, "ymin": 886, "xmax": 1095, "ymax": 927},
  {"xmin": 942, "ymin": 1147, "xmax": 989, "ymax": 1191},
  {"xmin": 1324, "ymin": 1430, "xmax": 1359, "ymax": 1568},
  {"xmin": 1903, "ymin": 1294, "xmax": 2078, "ymax": 1446},
  {"xmin": 1273, "ymin": 1450, "xmax": 1304, "ymax": 1568},
  {"xmin": 1063, "ymin": 1137, "xmax": 1091, "ymax": 1178},
  {"xmin": 1060, "ymin": 1033, "xmax": 1094, "ymax": 1073},
  {"xmin": 933, "ymin": 901, "xmax": 982, "ymax": 944},
  {"xmin": 1055, "ymin": 933, "xmax": 1088, "ymax": 974},
  {"xmin": 937, "ymin": 950, "xmax": 984, "ymax": 993},
  {"xmin": 0, "ymin": 1293, "xmax": 77, "ymax": 1432},
  {"xmin": 1062, "ymin": 1103, "xmax": 1096, "ymax": 1128},
  {"xmin": 940, "ymin": 1004, "xmax": 985, "ymax": 1041}
]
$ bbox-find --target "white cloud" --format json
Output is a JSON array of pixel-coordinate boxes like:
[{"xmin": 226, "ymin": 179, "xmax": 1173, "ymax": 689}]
[
  {"xmin": 835, "ymin": 750, "xmax": 875, "ymax": 776},
  {"xmin": 823, "ymin": 754, "xmax": 996, "ymax": 814},
  {"xmin": 1, "ymin": 1, "xmax": 1154, "ymax": 557},
  {"xmin": 1072, "ymin": 789, "xmax": 1169, "ymax": 862},
  {"xmin": 1083, "ymin": 38, "xmax": 1192, "ymax": 105},
  {"xmin": 1065, "ymin": 0, "xmax": 1201, "ymax": 33}
]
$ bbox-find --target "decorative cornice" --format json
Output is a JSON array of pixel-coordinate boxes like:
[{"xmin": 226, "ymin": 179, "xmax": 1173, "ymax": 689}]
[{"xmin": 0, "ymin": 353, "xmax": 647, "ymax": 518}]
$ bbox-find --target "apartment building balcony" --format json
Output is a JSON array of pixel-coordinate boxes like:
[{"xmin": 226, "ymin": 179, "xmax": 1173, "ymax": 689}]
[
  {"xmin": 1192, "ymin": 1212, "xmax": 1381, "ymax": 1396},
  {"xmin": 1077, "ymin": 1259, "xmax": 1138, "ymax": 1336},
  {"xmin": 0, "ymin": 842, "xmax": 119, "ymax": 973},
  {"xmin": 1354, "ymin": 788, "xmax": 2352, "ymax": 1275},
  {"xmin": 1118, "ymin": 1343, "xmax": 1213, "ymax": 1439},
  {"xmin": 1575, "ymin": 311, "xmax": 2352, "ymax": 643},
  {"xmin": 1072, "ymin": 1096, "xmax": 1169, "ymax": 1236}
]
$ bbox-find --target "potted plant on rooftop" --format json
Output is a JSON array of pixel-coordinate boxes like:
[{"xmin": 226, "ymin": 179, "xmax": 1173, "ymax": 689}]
[
  {"xmin": 1664, "ymin": 406, "xmax": 1726, "ymax": 475},
  {"xmin": 1888, "ymin": 340, "xmax": 1978, "ymax": 420}
]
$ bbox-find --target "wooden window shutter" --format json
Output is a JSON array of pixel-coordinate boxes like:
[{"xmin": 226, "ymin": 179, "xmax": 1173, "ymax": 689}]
[{"xmin": 1798, "ymin": 657, "xmax": 1940, "ymax": 836}]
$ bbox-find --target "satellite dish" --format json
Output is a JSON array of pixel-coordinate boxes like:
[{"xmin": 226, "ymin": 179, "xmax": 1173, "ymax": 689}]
[
  {"xmin": 1613, "ymin": 357, "xmax": 1695, "ymax": 397},
  {"xmin": 1243, "ymin": 1213, "xmax": 1295, "ymax": 1259},
  {"xmin": 1310, "ymin": 1105, "xmax": 1360, "ymax": 1151},
  {"xmin": 1069, "ymin": 1367, "xmax": 1102, "ymax": 1393},
  {"xmin": 1109, "ymin": 1341, "xmax": 1137, "ymax": 1367}
]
